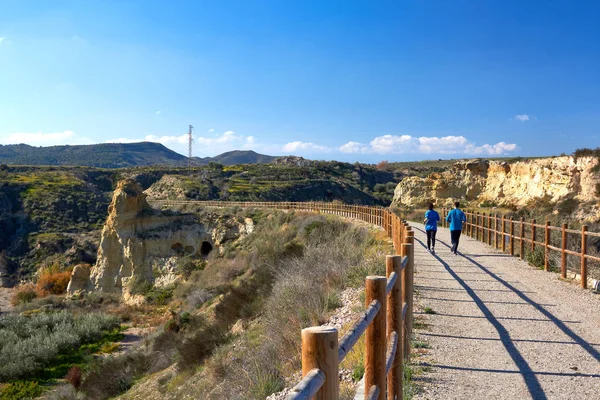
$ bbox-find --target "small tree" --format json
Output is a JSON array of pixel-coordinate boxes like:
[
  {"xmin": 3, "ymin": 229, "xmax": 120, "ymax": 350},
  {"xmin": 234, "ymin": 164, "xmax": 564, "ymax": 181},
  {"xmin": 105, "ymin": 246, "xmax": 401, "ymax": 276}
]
[{"xmin": 376, "ymin": 160, "xmax": 389, "ymax": 171}]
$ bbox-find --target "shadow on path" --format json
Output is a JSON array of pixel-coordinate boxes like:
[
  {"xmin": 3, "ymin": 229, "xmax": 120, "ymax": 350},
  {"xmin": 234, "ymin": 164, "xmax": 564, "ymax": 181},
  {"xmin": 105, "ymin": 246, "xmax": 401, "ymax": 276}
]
[
  {"xmin": 458, "ymin": 252, "xmax": 600, "ymax": 363},
  {"xmin": 413, "ymin": 232, "xmax": 548, "ymax": 400}
]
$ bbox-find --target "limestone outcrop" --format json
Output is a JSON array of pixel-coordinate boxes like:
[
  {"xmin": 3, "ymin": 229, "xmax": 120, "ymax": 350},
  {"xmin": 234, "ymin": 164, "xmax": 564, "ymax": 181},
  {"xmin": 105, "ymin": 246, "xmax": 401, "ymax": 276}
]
[
  {"xmin": 67, "ymin": 179, "xmax": 253, "ymax": 296},
  {"xmin": 393, "ymin": 156, "xmax": 600, "ymax": 216}
]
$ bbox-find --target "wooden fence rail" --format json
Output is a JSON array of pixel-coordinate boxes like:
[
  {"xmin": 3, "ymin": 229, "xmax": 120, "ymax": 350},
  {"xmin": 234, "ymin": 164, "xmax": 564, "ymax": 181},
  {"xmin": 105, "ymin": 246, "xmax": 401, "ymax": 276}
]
[
  {"xmin": 148, "ymin": 200, "xmax": 414, "ymax": 399},
  {"xmin": 439, "ymin": 207, "xmax": 598, "ymax": 289}
]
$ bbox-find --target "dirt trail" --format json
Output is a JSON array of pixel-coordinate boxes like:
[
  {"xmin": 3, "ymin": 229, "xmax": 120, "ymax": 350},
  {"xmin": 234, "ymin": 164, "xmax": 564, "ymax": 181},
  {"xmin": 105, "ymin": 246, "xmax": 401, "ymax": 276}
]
[
  {"xmin": 411, "ymin": 223, "xmax": 600, "ymax": 399},
  {"xmin": 0, "ymin": 288, "xmax": 13, "ymax": 315}
]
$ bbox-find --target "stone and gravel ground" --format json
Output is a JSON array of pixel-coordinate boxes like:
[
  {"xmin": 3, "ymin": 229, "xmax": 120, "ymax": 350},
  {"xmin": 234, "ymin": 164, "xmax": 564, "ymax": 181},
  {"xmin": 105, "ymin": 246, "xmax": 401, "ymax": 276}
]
[
  {"xmin": 0, "ymin": 287, "xmax": 12, "ymax": 315},
  {"xmin": 410, "ymin": 223, "xmax": 600, "ymax": 400}
]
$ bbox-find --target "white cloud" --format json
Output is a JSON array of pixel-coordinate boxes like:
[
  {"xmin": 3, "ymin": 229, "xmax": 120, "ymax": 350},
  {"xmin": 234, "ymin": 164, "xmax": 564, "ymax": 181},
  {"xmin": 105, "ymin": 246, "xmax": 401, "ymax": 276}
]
[
  {"xmin": 340, "ymin": 141, "xmax": 369, "ymax": 154},
  {"xmin": 514, "ymin": 114, "xmax": 530, "ymax": 121},
  {"xmin": 339, "ymin": 134, "xmax": 517, "ymax": 156},
  {"xmin": 0, "ymin": 38, "xmax": 4, "ymax": 44},
  {"xmin": 0, "ymin": 130, "xmax": 94, "ymax": 146},
  {"xmin": 467, "ymin": 142, "xmax": 518, "ymax": 155},
  {"xmin": 155, "ymin": 110, "xmax": 161, "ymax": 115},
  {"xmin": 282, "ymin": 141, "xmax": 329, "ymax": 153},
  {"xmin": 208, "ymin": 128, "xmax": 215, "ymax": 133}
]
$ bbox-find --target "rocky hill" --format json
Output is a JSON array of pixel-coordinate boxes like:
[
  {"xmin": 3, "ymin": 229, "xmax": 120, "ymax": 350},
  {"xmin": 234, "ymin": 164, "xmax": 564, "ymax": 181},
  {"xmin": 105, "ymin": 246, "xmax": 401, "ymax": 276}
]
[
  {"xmin": 0, "ymin": 161, "xmax": 400, "ymax": 284},
  {"xmin": 393, "ymin": 156, "xmax": 600, "ymax": 220},
  {"xmin": 0, "ymin": 143, "xmax": 275, "ymax": 168},
  {"xmin": 68, "ymin": 179, "xmax": 253, "ymax": 299}
]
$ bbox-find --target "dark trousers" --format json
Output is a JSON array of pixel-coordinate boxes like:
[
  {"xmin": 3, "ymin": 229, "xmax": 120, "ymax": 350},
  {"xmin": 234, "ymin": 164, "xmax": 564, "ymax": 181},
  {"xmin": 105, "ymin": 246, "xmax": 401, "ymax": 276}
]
[
  {"xmin": 450, "ymin": 230, "xmax": 462, "ymax": 251},
  {"xmin": 426, "ymin": 230, "xmax": 437, "ymax": 249}
]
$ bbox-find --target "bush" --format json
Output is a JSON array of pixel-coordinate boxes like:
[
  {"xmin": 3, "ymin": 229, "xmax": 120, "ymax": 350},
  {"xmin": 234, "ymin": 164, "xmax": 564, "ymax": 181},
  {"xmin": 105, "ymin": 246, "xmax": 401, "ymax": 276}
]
[
  {"xmin": 65, "ymin": 365, "xmax": 82, "ymax": 389},
  {"xmin": 10, "ymin": 283, "xmax": 38, "ymax": 306},
  {"xmin": 525, "ymin": 247, "xmax": 546, "ymax": 270},
  {"xmin": 0, "ymin": 380, "xmax": 42, "ymax": 400},
  {"xmin": 127, "ymin": 276, "xmax": 153, "ymax": 296},
  {"xmin": 80, "ymin": 352, "xmax": 152, "ymax": 399},
  {"xmin": 557, "ymin": 198, "xmax": 579, "ymax": 215},
  {"xmin": 177, "ymin": 257, "xmax": 206, "ymax": 279},
  {"xmin": 0, "ymin": 311, "xmax": 119, "ymax": 381},
  {"xmin": 36, "ymin": 267, "xmax": 72, "ymax": 296}
]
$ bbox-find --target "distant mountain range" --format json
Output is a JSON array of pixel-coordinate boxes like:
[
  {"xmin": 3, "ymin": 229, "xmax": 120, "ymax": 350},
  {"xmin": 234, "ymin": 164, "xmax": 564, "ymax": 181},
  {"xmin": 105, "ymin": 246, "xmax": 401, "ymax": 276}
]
[{"xmin": 0, "ymin": 142, "xmax": 277, "ymax": 168}]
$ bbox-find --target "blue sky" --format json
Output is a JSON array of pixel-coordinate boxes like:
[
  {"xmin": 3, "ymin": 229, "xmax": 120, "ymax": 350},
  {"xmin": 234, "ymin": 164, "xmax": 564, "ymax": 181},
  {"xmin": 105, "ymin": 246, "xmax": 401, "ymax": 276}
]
[{"xmin": 1, "ymin": 0, "xmax": 599, "ymax": 163}]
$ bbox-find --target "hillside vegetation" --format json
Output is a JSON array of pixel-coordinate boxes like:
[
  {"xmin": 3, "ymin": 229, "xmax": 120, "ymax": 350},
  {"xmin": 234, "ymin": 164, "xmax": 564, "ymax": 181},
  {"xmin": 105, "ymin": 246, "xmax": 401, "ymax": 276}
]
[
  {"xmin": 0, "ymin": 160, "xmax": 405, "ymax": 282},
  {"xmin": 0, "ymin": 208, "xmax": 391, "ymax": 400},
  {"xmin": 0, "ymin": 143, "xmax": 275, "ymax": 168}
]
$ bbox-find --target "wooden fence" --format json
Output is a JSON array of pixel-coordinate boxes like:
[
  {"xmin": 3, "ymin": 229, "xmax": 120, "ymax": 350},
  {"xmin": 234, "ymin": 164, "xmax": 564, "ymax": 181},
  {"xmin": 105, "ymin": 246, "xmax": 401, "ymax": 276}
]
[
  {"xmin": 149, "ymin": 200, "xmax": 415, "ymax": 399},
  {"xmin": 439, "ymin": 208, "xmax": 600, "ymax": 289}
]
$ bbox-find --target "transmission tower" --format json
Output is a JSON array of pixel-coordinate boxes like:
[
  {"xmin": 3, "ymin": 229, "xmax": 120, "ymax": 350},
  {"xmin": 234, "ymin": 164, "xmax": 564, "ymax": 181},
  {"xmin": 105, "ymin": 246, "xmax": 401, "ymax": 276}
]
[{"xmin": 188, "ymin": 124, "xmax": 194, "ymax": 169}]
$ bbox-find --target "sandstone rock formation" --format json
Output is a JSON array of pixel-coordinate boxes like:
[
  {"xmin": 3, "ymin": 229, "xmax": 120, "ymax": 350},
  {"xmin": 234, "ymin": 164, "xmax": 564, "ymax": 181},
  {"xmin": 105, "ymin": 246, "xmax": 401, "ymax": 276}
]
[
  {"xmin": 68, "ymin": 179, "xmax": 253, "ymax": 296},
  {"xmin": 393, "ymin": 156, "xmax": 600, "ymax": 214}
]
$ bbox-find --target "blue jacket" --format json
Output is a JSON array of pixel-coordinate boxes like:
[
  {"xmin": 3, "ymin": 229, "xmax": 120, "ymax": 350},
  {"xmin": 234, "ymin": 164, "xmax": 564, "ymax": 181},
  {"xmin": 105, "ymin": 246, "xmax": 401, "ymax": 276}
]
[
  {"xmin": 424, "ymin": 210, "xmax": 440, "ymax": 231},
  {"xmin": 446, "ymin": 208, "xmax": 466, "ymax": 231}
]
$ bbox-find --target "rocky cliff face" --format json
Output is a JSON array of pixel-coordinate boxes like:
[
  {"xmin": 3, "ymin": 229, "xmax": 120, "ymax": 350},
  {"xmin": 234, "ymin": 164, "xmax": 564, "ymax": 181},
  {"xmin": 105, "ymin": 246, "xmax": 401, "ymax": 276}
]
[
  {"xmin": 67, "ymin": 179, "xmax": 253, "ymax": 296},
  {"xmin": 393, "ymin": 156, "xmax": 600, "ymax": 216}
]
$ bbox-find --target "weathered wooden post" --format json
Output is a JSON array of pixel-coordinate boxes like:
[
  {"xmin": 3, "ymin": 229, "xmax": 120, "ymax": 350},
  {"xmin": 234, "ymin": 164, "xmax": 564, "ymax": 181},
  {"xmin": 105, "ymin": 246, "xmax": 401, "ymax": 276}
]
[
  {"xmin": 301, "ymin": 326, "xmax": 339, "ymax": 400},
  {"xmin": 581, "ymin": 225, "xmax": 588, "ymax": 289},
  {"xmin": 483, "ymin": 213, "xmax": 487, "ymax": 243},
  {"xmin": 509, "ymin": 218, "xmax": 515, "ymax": 256},
  {"xmin": 544, "ymin": 221, "xmax": 550, "ymax": 271},
  {"xmin": 520, "ymin": 217, "xmax": 525, "ymax": 260},
  {"xmin": 404, "ymin": 231, "xmax": 414, "ymax": 361},
  {"xmin": 386, "ymin": 255, "xmax": 403, "ymax": 400},
  {"xmin": 365, "ymin": 276, "xmax": 387, "ymax": 400},
  {"xmin": 494, "ymin": 214, "xmax": 499, "ymax": 249},
  {"xmin": 531, "ymin": 219, "xmax": 536, "ymax": 253},
  {"xmin": 489, "ymin": 214, "xmax": 493, "ymax": 245},
  {"xmin": 501, "ymin": 215, "xmax": 506, "ymax": 252},
  {"xmin": 561, "ymin": 223, "xmax": 567, "ymax": 278}
]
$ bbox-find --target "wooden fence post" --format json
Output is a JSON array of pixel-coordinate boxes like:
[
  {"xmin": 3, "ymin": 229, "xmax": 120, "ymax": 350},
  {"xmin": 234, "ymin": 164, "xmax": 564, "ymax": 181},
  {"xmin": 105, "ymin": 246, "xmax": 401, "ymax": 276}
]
[
  {"xmin": 501, "ymin": 215, "xmax": 506, "ymax": 252},
  {"xmin": 481, "ymin": 213, "xmax": 487, "ymax": 243},
  {"xmin": 301, "ymin": 326, "xmax": 339, "ymax": 400},
  {"xmin": 365, "ymin": 276, "xmax": 387, "ymax": 400},
  {"xmin": 561, "ymin": 223, "xmax": 567, "ymax": 278},
  {"xmin": 494, "ymin": 214, "xmax": 499, "ymax": 249},
  {"xmin": 544, "ymin": 221, "xmax": 550, "ymax": 271},
  {"xmin": 386, "ymin": 256, "xmax": 403, "ymax": 400},
  {"xmin": 531, "ymin": 219, "xmax": 536, "ymax": 253},
  {"xmin": 509, "ymin": 218, "xmax": 515, "ymax": 256},
  {"xmin": 581, "ymin": 225, "xmax": 588, "ymax": 289},
  {"xmin": 520, "ymin": 217, "xmax": 525, "ymax": 260}
]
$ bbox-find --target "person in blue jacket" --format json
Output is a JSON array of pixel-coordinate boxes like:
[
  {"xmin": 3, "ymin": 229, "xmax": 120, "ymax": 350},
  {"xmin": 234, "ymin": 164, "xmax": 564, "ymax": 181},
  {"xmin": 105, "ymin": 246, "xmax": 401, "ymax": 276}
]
[
  {"xmin": 445, "ymin": 201, "xmax": 467, "ymax": 255},
  {"xmin": 423, "ymin": 203, "xmax": 440, "ymax": 253}
]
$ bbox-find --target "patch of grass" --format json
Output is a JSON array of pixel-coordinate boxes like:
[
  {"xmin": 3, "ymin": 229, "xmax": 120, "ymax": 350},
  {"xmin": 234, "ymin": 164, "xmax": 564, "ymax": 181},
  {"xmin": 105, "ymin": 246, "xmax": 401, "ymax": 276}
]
[
  {"xmin": 423, "ymin": 306, "xmax": 437, "ymax": 314},
  {"xmin": 412, "ymin": 341, "xmax": 431, "ymax": 349}
]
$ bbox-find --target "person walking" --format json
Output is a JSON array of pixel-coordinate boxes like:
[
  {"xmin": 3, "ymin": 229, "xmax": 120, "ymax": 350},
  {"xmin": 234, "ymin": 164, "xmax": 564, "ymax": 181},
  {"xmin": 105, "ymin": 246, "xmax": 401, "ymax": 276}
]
[
  {"xmin": 446, "ymin": 201, "xmax": 466, "ymax": 255},
  {"xmin": 423, "ymin": 203, "xmax": 440, "ymax": 253}
]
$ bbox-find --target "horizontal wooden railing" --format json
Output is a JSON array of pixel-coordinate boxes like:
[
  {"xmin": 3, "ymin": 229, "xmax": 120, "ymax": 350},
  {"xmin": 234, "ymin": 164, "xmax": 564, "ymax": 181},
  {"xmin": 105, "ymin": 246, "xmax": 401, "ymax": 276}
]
[
  {"xmin": 439, "ymin": 208, "xmax": 599, "ymax": 289},
  {"xmin": 149, "ymin": 200, "xmax": 415, "ymax": 399}
]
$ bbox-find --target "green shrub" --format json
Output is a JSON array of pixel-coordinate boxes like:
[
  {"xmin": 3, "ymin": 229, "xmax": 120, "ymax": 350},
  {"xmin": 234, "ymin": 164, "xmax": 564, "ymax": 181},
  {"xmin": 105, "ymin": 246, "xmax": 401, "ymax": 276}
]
[
  {"xmin": 0, "ymin": 311, "xmax": 119, "ymax": 381},
  {"xmin": 127, "ymin": 276, "xmax": 153, "ymax": 296},
  {"xmin": 10, "ymin": 283, "xmax": 37, "ymax": 306},
  {"xmin": 525, "ymin": 247, "xmax": 547, "ymax": 270},
  {"xmin": 145, "ymin": 286, "xmax": 174, "ymax": 305},
  {"xmin": 0, "ymin": 380, "xmax": 42, "ymax": 400},
  {"xmin": 557, "ymin": 198, "xmax": 579, "ymax": 215}
]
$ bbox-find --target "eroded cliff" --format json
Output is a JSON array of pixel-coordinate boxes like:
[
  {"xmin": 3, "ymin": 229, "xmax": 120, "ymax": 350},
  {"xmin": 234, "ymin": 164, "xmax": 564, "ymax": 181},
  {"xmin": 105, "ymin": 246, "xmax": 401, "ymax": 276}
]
[
  {"xmin": 393, "ymin": 156, "xmax": 600, "ymax": 218},
  {"xmin": 67, "ymin": 179, "xmax": 253, "ymax": 296}
]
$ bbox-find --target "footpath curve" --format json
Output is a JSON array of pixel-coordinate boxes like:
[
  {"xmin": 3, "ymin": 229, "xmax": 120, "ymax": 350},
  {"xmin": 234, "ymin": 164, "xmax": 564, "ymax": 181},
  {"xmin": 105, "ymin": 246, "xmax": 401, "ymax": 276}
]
[{"xmin": 411, "ymin": 223, "xmax": 600, "ymax": 400}]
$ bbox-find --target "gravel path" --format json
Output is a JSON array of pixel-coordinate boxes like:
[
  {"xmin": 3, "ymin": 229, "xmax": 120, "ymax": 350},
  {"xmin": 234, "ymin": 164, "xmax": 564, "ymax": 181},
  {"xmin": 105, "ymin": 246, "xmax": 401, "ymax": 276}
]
[{"xmin": 411, "ymin": 223, "xmax": 600, "ymax": 400}]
